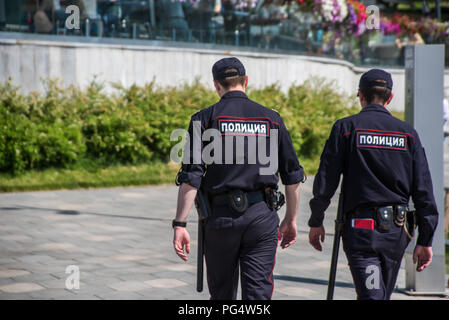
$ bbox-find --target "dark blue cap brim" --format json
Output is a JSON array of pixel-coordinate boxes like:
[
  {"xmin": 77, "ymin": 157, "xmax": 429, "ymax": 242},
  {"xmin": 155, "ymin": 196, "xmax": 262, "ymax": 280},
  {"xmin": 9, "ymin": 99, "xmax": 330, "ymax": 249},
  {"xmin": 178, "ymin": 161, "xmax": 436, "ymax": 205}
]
[
  {"xmin": 212, "ymin": 57, "xmax": 246, "ymax": 80},
  {"xmin": 359, "ymin": 69, "xmax": 393, "ymax": 90}
]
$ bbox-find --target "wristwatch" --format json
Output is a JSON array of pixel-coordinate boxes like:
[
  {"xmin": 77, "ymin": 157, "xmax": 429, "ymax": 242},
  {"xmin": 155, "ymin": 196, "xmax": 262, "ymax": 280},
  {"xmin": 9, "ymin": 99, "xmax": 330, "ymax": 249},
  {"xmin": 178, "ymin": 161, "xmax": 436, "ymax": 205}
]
[{"xmin": 172, "ymin": 219, "xmax": 187, "ymax": 228}]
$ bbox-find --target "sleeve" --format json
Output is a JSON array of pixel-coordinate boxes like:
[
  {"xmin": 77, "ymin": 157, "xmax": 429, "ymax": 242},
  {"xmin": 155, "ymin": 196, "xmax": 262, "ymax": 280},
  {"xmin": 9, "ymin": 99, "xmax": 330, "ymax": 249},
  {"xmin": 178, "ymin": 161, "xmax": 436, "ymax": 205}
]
[
  {"xmin": 277, "ymin": 116, "xmax": 305, "ymax": 185},
  {"xmin": 175, "ymin": 113, "xmax": 206, "ymax": 189},
  {"xmin": 308, "ymin": 121, "xmax": 345, "ymax": 228},
  {"xmin": 411, "ymin": 132, "xmax": 439, "ymax": 247}
]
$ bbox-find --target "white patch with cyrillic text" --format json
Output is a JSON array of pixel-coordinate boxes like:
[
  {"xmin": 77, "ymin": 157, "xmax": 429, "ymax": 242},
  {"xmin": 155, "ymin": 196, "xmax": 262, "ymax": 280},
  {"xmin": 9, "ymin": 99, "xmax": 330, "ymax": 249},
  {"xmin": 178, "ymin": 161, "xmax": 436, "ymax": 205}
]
[
  {"xmin": 219, "ymin": 120, "xmax": 269, "ymax": 136},
  {"xmin": 357, "ymin": 132, "xmax": 407, "ymax": 151}
]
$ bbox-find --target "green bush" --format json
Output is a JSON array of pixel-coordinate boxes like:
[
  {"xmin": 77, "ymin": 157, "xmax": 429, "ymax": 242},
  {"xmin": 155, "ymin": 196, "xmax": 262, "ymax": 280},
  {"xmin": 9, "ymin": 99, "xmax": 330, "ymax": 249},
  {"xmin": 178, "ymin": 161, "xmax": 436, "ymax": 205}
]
[
  {"xmin": 0, "ymin": 81, "xmax": 85, "ymax": 174},
  {"xmin": 113, "ymin": 81, "xmax": 218, "ymax": 162},
  {"xmin": 0, "ymin": 78, "xmax": 359, "ymax": 176}
]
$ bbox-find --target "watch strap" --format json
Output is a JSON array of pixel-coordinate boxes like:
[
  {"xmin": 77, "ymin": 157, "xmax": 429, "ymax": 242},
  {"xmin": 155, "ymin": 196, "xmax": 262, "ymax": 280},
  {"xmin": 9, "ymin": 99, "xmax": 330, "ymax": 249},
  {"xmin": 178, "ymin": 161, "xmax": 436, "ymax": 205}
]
[{"xmin": 172, "ymin": 219, "xmax": 187, "ymax": 228}]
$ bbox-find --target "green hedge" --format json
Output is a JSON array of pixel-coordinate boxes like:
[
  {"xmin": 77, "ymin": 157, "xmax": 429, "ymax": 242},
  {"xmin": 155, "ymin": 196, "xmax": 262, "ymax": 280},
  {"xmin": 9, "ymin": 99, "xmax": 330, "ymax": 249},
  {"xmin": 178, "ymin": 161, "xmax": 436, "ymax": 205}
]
[{"xmin": 0, "ymin": 78, "xmax": 359, "ymax": 176}]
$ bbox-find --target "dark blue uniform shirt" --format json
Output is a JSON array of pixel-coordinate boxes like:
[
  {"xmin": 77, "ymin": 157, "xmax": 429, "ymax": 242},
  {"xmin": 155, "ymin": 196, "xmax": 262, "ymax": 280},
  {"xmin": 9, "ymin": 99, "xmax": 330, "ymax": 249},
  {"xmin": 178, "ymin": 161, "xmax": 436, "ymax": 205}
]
[
  {"xmin": 309, "ymin": 104, "xmax": 438, "ymax": 246},
  {"xmin": 177, "ymin": 91, "xmax": 304, "ymax": 194}
]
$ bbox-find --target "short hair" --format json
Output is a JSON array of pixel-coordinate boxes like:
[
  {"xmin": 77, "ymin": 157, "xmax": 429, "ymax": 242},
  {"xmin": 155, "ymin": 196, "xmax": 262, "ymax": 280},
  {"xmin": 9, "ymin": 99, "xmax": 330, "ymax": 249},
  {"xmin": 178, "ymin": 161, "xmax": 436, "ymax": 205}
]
[
  {"xmin": 359, "ymin": 79, "xmax": 392, "ymax": 104},
  {"xmin": 217, "ymin": 68, "xmax": 246, "ymax": 90}
]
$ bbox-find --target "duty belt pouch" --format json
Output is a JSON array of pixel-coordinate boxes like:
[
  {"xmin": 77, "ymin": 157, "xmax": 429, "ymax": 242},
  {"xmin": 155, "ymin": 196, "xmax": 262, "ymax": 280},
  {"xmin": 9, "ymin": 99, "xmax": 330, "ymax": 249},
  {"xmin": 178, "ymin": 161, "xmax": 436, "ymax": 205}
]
[
  {"xmin": 264, "ymin": 189, "xmax": 285, "ymax": 211},
  {"xmin": 228, "ymin": 190, "xmax": 248, "ymax": 214},
  {"xmin": 375, "ymin": 206, "xmax": 393, "ymax": 232},
  {"xmin": 393, "ymin": 206, "xmax": 407, "ymax": 227}
]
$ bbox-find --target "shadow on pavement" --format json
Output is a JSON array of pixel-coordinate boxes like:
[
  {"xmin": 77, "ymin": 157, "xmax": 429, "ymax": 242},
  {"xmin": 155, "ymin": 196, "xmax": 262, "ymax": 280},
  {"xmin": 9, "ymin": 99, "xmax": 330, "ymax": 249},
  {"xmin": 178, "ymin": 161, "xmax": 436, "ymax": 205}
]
[
  {"xmin": 0, "ymin": 205, "xmax": 171, "ymax": 222},
  {"xmin": 273, "ymin": 274, "xmax": 354, "ymax": 289}
]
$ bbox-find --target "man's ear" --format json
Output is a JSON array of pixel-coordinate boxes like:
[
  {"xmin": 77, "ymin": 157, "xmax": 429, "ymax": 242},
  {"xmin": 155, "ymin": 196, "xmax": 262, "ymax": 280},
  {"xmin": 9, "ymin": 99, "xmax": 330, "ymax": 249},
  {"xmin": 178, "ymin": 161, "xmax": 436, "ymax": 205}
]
[
  {"xmin": 385, "ymin": 92, "xmax": 394, "ymax": 106},
  {"xmin": 214, "ymin": 80, "xmax": 225, "ymax": 97},
  {"xmin": 357, "ymin": 90, "xmax": 364, "ymax": 102},
  {"xmin": 244, "ymin": 76, "xmax": 249, "ymax": 89}
]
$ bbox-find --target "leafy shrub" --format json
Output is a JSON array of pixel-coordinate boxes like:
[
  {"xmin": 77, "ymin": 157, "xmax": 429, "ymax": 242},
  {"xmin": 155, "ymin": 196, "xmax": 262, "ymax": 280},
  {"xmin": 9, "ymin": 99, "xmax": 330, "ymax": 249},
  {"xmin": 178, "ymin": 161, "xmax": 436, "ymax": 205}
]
[
  {"xmin": 0, "ymin": 80, "xmax": 85, "ymax": 174},
  {"xmin": 0, "ymin": 78, "xmax": 359, "ymax": 176}
]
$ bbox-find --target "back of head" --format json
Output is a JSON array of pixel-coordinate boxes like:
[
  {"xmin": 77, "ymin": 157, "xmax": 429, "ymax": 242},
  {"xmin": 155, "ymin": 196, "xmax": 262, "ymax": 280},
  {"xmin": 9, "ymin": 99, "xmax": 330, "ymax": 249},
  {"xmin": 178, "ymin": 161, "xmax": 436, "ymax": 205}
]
[
  {"xmin": 212, "ymin": 57, "xmax": 246, "ymax": 91},
  {"xmin": 359, "ymin": 69, "xmax": 393, "ymax": 105}
]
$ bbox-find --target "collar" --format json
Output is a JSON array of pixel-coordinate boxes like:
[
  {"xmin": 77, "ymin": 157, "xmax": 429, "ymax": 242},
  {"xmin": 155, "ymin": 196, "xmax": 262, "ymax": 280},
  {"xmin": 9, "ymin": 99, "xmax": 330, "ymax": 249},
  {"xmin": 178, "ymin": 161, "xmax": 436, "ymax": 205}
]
[
  {"xmin": 221, "ymin": 90, "xmax": 248, "ymax": 100},
  {"xmin": 360, "ymin": 103, "xmax": 391, "ymax": 115}
]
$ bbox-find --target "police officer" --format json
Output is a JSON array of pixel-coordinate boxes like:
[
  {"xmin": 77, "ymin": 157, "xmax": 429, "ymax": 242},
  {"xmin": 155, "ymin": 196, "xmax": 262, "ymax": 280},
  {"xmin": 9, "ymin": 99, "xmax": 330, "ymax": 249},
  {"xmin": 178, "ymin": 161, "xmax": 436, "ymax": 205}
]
[
  {"xmin": 172, "ymin": 57, "xmax": 305, "ymax": 300},
  {"xmin": 308, "ymin": 69, "xmax": 439, "ymax": 300}
]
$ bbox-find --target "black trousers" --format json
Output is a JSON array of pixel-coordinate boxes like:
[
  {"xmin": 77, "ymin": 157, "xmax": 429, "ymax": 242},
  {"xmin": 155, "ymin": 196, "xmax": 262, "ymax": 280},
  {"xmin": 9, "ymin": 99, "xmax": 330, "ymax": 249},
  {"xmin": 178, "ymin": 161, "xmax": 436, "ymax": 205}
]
[
  {"xmin": 204, "ymin": 201, "xmax": 279, "ymax": 300},
  {"xmin": 342, "ymin": 216, "xmax": 411, "ymax": 300}
]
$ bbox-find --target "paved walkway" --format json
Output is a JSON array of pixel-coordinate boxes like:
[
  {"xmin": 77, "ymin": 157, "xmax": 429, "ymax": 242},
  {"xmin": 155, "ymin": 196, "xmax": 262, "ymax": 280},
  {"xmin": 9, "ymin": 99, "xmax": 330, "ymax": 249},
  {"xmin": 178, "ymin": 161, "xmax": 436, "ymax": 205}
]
[{"xmin": 0, "ymin": 177, "xmax": 447, "ymax": 300}]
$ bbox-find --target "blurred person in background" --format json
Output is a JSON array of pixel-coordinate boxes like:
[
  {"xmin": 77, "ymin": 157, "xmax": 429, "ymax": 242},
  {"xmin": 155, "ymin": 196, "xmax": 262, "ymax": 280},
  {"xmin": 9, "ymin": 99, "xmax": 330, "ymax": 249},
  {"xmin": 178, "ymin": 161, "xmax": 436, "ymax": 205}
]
[
  {"xmin": 25, "ymin": 0, "xmax": 53, "ymax": 33},
  {"xmin": 159, "ymin": 0, "xmax": 191, "ymax": 41},
  {"xmin": 186, "ymin": 0, "xmax": 214, "ymax": 42}
]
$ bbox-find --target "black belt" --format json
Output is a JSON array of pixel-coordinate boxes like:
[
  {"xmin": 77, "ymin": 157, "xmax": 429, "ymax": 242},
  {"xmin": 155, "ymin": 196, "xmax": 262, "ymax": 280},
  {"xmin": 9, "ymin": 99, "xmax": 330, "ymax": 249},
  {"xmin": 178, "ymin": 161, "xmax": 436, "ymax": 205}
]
[
  {"xmin": 210, "ymin": 190, "xmax": 265, "ymax": 207},
  {"xmin": 348, "ymin": 204, "xmax": 410, "ymax": 233},
  {"xmin": 349, "ymin": 204, "xmax": 408, "ymax": 219}
]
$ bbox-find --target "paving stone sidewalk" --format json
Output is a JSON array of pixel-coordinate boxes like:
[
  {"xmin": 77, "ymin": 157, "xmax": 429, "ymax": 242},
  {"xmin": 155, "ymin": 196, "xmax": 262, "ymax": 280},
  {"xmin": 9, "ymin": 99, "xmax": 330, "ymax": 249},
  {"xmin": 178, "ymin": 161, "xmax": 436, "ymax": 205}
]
[{"xmin": 0, "ymin": 178, "xmax": 447, "ymax": 300}]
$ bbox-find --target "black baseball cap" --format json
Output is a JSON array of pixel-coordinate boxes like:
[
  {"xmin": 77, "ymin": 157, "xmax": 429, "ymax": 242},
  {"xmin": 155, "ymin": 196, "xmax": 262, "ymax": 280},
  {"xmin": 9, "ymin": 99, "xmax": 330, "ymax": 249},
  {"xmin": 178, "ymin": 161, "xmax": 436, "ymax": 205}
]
[
  {"xmin": 359, "ymin": 69, "xmax": 393, "ymax": 90},
  {"xmin": 212, "ymin": 57, "xmax": 246, "ymax": 80}
]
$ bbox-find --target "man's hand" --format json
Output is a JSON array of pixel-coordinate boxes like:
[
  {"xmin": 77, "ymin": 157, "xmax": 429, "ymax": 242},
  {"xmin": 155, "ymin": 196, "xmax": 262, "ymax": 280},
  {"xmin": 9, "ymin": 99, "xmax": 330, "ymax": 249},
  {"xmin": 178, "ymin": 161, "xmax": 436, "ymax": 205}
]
[
  {"xmin": 309, "ymin": 226, "xmax": 325, "ymax": 251},
  {"xmin": 279, "ymin": 218, "xmax": 297, "ymax": 249},
  {"xmin": 172, "ymin": 183, "xmax": 197, "ymax": 261},
  {"xmin": 413, "ymin": 245, "xmax": 433, "ymax": 272},
  {"xmin": 173, "ymin": 227, "xmax": 191, "ymax": 261}
]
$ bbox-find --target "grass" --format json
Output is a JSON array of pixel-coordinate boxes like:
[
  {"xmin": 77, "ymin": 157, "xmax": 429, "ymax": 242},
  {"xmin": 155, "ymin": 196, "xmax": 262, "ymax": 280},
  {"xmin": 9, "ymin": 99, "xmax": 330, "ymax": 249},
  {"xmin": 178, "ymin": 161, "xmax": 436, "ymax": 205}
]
[
  {"xmin": 0, "ymin": 157, "xmax": 320, "ymax": 193},
  {"xmin": 0, "ymin": 161, "xmax": 180, "ymax": 193},
  {"xmin": 391, "ymin": 111, "xmax": 404, "ymax": 120}
]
